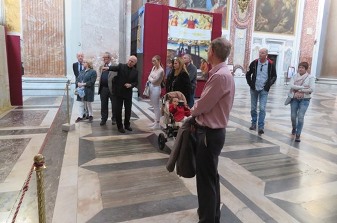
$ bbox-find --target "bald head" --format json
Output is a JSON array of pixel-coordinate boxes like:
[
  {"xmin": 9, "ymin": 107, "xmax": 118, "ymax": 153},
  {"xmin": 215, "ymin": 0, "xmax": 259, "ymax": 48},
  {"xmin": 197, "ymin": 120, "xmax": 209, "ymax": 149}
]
[{"xmin": 127, "ymin": 55, "xmax": 137, "ymax": 67}]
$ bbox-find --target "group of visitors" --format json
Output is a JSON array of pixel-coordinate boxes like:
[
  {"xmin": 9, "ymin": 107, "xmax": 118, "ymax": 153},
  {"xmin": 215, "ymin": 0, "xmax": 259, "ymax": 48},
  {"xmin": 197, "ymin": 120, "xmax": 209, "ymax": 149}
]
[
  {"xmin": 73, "ymin": 53, "xmax": 138, "ymax": 134},
  {"xmin": 72, "ymin": 37, "xmax": 315, "ymax": 223}
]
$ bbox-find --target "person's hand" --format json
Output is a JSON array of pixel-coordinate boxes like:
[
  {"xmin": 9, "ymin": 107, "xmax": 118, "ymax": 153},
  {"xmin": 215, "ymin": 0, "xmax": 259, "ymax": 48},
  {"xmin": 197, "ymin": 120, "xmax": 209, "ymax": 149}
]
[
  {"xmin": 78, "ymin": 83, "xmax": 83, "ymax": 87},
  {"xmin": 102, "ymin": 66, "xmax": 109, "ymax": 71},
  {"xmin": 124, "ymin": 83, "xmax": 132, "ymax": 88}
]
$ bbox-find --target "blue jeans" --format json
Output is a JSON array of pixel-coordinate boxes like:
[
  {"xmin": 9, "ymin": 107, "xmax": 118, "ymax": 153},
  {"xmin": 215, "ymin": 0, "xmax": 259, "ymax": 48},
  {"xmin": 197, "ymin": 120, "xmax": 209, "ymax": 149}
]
[
  {"xmin": 290, "ymin": 98, "xmax": 310, "ymax": 135},
  {"xmin": 250, "ymin": 89, "xmax": 269, "ymax": 130},
  {"xmin": 188, "ymin": 87, "xmax": 196, "ymax": 108}
]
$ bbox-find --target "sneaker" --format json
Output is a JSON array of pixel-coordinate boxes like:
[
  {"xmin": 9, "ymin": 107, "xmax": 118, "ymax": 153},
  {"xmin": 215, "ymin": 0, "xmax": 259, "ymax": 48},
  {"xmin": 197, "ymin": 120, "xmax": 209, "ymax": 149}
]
[
  {"xmin": 291, "ymin": 128, "xmax": 296, "ymax": 135},
  {"xmin": 75, "ymin": 117, "xmax": 83, "ymax": 123},
  {"xmin": 258, "ymin": 129, "xmax": 264, "ymax": 135},
  {"xmin": 88, "ymin": 116, "xmax": 93, "ymax": 122},
  {"xmin": 295, "ymin": 135, "xmax": 301, "ymax": 142},
  {"xmin": 150, "ymin": 123, "xmax": 161, "ymax": 130},
  {"xmin": 249, "ymin": 125, "xmax": 256, "ymax": 130}
]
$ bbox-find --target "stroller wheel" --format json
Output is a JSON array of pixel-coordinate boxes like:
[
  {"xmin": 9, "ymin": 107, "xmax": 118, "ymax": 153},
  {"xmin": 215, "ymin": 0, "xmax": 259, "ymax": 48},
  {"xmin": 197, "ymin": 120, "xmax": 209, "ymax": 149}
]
[{"xmin": 158, "ymin": 133, "xmax": 167, "ymax": 150}]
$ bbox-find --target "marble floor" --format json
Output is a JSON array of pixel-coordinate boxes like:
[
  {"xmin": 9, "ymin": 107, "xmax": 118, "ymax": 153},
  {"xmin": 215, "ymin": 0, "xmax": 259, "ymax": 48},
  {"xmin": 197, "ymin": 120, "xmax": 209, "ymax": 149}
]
[{"xmin": 1, "ymin": 81, "xmax": 337, "ymax": 223}]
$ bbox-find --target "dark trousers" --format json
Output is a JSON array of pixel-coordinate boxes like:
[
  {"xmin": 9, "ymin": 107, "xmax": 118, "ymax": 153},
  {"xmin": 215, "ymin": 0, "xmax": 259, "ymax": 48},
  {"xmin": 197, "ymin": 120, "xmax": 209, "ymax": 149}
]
[
  {"xmin": 115, "ymin": 96, "xmax": 132, "ymax": 129},
  {"xmin": 195, "ymin": 127, "xmax": 226, "ymax": 223},
  {"xmin": 100, "ymin": 87, "xmax": 116, "ymax": 122}
]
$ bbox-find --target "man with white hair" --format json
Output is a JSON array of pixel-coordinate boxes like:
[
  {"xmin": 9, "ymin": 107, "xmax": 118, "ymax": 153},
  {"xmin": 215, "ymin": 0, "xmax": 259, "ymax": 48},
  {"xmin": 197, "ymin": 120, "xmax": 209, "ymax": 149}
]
[{"xmin": 246, "ymin": 48, "xmax": 277, "ymax": 135}]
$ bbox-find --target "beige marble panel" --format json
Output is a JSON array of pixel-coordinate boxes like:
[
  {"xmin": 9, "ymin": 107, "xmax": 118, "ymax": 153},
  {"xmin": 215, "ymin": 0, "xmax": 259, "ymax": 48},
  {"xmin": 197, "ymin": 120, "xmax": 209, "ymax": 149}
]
[
  {"xmin": 0, "ymin": 26, "xmax": 11, "ymax": 113},
  {"xmin": 22, "ymin": 0, "xmax": 65, "ymax": 77}
]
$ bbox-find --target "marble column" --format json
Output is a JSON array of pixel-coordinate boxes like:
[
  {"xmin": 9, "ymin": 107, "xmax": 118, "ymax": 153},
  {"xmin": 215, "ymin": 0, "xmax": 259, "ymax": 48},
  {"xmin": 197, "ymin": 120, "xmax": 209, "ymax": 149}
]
[{"xmin": 229, "ymin": 0, "xmax": 254, "ymax": 76}]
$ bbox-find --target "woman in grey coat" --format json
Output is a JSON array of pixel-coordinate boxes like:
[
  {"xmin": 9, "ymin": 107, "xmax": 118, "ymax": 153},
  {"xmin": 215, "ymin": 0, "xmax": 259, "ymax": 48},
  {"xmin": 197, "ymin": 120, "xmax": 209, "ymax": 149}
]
[{"xmin": 75, "ymin": 59, "xmax": 97, "ymax": 123}]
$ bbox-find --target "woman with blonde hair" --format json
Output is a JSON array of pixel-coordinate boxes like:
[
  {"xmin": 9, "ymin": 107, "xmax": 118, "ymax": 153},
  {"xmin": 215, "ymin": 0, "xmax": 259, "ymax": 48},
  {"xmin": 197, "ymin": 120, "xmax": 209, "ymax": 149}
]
[
  {"xmin": 147, "ymin": 55, "xmax": 164, "ymax": 130},
  {"xmin": 166, "ymin": 57, "xmax": 191, "ymax": 103},
  {"xmin": 75, "ymin": 59, "xmax": 97, "ymax": 123}
]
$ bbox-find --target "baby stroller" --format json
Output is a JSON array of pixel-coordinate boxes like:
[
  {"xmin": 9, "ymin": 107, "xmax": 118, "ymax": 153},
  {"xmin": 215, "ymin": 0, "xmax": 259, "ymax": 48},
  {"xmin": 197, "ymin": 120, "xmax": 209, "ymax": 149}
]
[{"xmin": 158, "ymin": 91, "xmax": 188, "ymax": 150}]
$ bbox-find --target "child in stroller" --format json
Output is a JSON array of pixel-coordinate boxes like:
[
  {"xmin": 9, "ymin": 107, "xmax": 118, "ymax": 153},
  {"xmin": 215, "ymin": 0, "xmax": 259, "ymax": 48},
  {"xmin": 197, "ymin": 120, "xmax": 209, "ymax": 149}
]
[
  {"xmin": 158, "ymin": 91, "xmax": 190, "ymax": 150},
  {"xmin": 169, "ymin": 97, "xmax": 191, "ymax": 123}
]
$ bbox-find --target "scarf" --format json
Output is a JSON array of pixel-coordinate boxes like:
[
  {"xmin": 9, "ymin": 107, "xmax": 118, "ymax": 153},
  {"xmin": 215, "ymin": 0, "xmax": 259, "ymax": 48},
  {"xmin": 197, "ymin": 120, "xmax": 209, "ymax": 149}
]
[{"xmin": 293, "ymin": 73, "xmax": 309, "ymax": 99}]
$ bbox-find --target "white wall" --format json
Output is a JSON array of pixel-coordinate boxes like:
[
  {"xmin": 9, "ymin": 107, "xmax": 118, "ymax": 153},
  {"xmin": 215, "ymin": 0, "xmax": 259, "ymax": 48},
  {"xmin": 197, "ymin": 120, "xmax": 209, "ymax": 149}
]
[{"xmin": 65, "ymin": 0, "xmax": 132, "ymax": 82}]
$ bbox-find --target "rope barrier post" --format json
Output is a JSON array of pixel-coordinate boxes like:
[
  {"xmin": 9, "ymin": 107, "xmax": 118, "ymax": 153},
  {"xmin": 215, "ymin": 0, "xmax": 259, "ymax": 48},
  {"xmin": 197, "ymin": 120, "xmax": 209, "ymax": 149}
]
[
  {"xmin": 34, "ymin": 154, "xmax": 46, "ymax": 223},
  {"xmin": 62, "ymin": 80, "xmax": 75, "ymax": 132}
]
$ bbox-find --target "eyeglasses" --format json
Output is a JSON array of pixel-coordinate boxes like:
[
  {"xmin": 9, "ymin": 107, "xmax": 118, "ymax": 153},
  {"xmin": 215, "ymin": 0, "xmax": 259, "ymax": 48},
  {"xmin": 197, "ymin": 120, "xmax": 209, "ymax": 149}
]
[{"xmin": 260, "ymin": 64, "xmax": 264, "ymax": 71}]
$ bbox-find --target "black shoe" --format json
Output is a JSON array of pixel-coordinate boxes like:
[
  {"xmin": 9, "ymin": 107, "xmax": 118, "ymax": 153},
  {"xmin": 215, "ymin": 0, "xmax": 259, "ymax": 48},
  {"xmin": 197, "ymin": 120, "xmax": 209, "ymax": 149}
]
[
  {"xmin": 111, "ymin": 119, "xmax": 116, "ymax": 125},
  {"xmin": 249, "ymin": 125, "xmax": 256, "ymax": 130},
  {"xmin": 125, "ymin": 126, "xmax": 133, "ymax": 131},
  {"xmin": 86, "ymin": 115, "xmax": 89, "ymax": 119},
  {"xmin": 291, "ymin": 128, "xmax": 296, "ymax": 135},
  {"xmin": 118, "ymin": 128, "xmax": 125, "ymax": 133},
  {"xmin": 82, "ymin": 114, "xmax": 86, "ymax": 118},
  {"xmin": 75, "ymin": 117, "xmax": 83, "ymax": 123},
  {"xmin": 100, "ymin": 121, "xmax": 106, "ymax": 126},
  {"xmin": 295, "ymin": 135, "xmax": 301, "ymax": 142},
  {"xmin": 258, "ymin": 129, "xmax": 264, "ymax": 135},
  {"xmin": 88, "ymin": 116, "xmax": 93, "ymax": 122}
]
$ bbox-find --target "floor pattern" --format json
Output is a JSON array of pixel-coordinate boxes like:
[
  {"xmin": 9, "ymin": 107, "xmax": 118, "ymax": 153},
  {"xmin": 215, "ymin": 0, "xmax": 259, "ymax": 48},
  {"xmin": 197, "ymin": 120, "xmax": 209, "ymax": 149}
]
[{"xmin": 1, "ymin": 82, "xmax": 337, "ymax": 223}]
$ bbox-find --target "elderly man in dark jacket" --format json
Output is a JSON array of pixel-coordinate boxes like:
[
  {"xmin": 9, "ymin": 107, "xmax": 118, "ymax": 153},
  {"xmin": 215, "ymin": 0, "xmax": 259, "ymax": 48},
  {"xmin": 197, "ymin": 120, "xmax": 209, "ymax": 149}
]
[
  {"xmin": 104, "ymin": 56, "xmax": 138, "ymax": 133},
  {"xmin": 246, "ymin": 48, "xmax": 277, "ymax": 135}
]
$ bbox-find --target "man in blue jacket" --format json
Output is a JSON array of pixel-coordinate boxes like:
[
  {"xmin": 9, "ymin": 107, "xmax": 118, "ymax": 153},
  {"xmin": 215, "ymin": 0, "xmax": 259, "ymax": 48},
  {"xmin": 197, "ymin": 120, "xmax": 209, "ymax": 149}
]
[{"xmin": 246, "ymin": 48, "xmax": 277, "ymax": 135}]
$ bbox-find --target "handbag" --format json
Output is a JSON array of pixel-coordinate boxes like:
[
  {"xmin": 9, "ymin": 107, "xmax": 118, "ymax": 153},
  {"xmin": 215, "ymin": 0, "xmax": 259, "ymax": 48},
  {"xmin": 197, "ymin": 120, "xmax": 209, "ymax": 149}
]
[
  {"xmin": 143, "ymin": 81, "xmax": 150, "ymax": 97},
  {"xmin": 76, "ymin": 87, "xmax": 85, "ymax": 98},
  {"xmin": 284, "ymin": 96, "xmax": 292, "ymax": 105}
]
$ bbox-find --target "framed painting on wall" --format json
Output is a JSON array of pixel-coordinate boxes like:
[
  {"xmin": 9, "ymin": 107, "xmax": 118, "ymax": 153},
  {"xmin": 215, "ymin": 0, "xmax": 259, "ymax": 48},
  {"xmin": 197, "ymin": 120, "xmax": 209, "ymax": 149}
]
[{"xmin": 254, "ymin": 0, "xmax": 298, "ymax": 35}]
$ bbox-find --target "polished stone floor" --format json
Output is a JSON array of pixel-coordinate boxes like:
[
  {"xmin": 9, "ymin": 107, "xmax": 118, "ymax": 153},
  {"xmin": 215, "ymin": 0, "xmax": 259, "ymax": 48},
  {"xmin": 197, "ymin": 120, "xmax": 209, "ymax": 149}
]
[{"xmin": 1, "ymin": 80, "xmax": 337, "ymax": 223}]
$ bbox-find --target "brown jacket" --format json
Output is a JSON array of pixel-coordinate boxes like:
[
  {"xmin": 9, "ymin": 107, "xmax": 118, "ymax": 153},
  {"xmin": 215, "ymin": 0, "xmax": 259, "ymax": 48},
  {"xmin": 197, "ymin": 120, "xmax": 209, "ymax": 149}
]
[{"xmin": 166, "ymin": 118, "xmax": 196, "ymax": 178}]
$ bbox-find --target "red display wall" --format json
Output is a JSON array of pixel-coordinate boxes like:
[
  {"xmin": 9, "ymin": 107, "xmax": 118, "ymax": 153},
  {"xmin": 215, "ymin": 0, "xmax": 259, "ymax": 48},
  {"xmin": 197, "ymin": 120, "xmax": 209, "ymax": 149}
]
[
  {"xmin": 141, "ymin": 3, "xmax": 222, "ymax": 95},
  {"xmin": 6, "ymin": 34, "xmax": 23, "ymax": 106}
]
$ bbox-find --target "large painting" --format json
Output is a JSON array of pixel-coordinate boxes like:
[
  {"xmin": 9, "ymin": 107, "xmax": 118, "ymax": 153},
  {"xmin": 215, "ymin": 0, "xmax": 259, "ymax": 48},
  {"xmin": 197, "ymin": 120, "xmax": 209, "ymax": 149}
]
[
  {"xmin": 167, "ymin": 10, "xmax": 213, "ymax": 68},
  {"xmin": 176, "ymin": 0, "xmax": 229, "ymax": 29},
  {"xmin": 254, "ymin": 0, "xmax": 298, "ymax": 35}
]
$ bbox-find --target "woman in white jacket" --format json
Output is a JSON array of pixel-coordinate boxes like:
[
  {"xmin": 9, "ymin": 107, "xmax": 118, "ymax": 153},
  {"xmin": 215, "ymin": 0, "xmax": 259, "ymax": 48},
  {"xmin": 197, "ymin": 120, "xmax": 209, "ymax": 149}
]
[
  {"xmin": 288, "ymin": 62, "xmax": 315, "ymax": 142},
  {"xmin": 147, "ymin": 55, "xmax": 164, "ymax": 130}
]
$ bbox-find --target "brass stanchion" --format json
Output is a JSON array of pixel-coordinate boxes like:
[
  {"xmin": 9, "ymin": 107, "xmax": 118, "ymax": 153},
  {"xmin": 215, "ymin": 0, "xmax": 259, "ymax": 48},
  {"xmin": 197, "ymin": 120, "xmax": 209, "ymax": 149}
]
[
  {"xmin": 34, "ymin": 154, "xmax": 46, "ymax": 223},
  {"xmin": 62, "ymin": 80, "xmax": 75, "ymax": 131}
]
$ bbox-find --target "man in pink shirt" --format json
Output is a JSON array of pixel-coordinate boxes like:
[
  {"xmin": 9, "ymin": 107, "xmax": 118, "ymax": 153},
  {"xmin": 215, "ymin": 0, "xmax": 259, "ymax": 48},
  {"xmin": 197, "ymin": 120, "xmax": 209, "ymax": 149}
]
[{"xmin": 190, "ymin": 37, "xmax": 235, "ymax": 223}]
